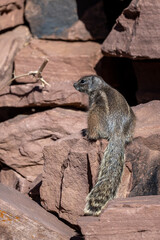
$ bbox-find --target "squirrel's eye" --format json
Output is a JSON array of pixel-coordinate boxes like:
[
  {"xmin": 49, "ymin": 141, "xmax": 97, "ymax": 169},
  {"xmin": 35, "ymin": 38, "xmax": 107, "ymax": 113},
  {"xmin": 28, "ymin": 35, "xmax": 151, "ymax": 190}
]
[{"xmin": 80, "ymin": 79, "xmax": 85, "ymax": 84}]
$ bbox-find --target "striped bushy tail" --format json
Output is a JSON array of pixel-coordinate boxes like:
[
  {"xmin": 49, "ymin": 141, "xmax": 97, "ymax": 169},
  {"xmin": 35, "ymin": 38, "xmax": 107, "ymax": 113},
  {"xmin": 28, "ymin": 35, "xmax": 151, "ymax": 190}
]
[{"xmin": 84, "ymin": 134, "xmax": 125, "ymax": 216}]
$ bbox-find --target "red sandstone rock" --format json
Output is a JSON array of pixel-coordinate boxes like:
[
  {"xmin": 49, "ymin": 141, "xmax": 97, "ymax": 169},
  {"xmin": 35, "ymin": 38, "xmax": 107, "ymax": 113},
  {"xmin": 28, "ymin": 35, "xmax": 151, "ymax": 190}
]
[
  {"xmin": 0, "ymin": 108, "xmax": 87, "ymax": 181},
  {"xmin": 14, "ymin": 39, "xmax": 101, "ymax": 84},
  {"xmin": 101, "ymin": 0, "xmax": 160, "ymax": 104},
  {"xmin": 79, "ymin": 195, "xmax": 160, "ymax": 240},
  {"xmin": 133, "ymin": 100, "xmax": 160, "ymax": 138},
  {"xmin": 0, "ymin": 39, "xmax": 102, "ymax": 108},
  {"xmin": 0, "ymin": 26, "xmax": 31, "ymax": 91},
  {"xmin": 116, "ymin": 161, "xmax": 132, "ymax": 199},
  {"xmin": 0, "ymin": 0, "xmax": 24, "ymax": 31},
  {"xmin": 0, "ymin": 183, "xmax": 75, "ymax": 240},
  {"xmin": 40, "ymin": 134, "xmax": 107, "ymax": 225},
  {"xmin": 102, "ymin": 0, "xmax": 160, "ymax": 59}
]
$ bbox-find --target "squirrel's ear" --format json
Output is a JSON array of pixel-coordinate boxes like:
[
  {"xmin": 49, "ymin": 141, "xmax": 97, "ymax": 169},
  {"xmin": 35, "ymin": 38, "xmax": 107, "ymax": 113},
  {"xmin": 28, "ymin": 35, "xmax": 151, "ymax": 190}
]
[
  {"xmin": 86, "ymin": 77, "xmax": 93, "ymax": 92},
  {"xmin": 91, "ymin": 75, "xmax": 96, "ymax": 85},
  {"xmin": 92, "ymin": 76, "xmax": 102, "ymax": 85}
]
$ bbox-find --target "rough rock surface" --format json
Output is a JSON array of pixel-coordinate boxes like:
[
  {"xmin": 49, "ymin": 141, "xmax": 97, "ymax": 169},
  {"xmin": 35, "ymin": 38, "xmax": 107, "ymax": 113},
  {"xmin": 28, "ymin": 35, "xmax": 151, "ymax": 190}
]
[
  {"xmin": 0, "ymin": 26, "xmax": 31, "ymax": 91},
  {"xmin": 133, "ymin": 100, "xmax": 160, "ymax": 138},
  {"xmin": 0, "ymin": 183, "xmax": 75, "ymax": 240},
  {"xmin": 25, "ymin": 0, "xmax": 107, "ymax": 40},
  {"xmin": 0, "ymin": 108, "xmax": 87, "ymax": 181},
  {"xmin": 40, "ymin": 100, "xmax": 160, "ymax": 225},
  {"xmin": 0, "ymin": 39, "xmax": 101, "ymax": 108},
  {"xmin": 102, "ymin": 0, "xmax": 160, "ymax": 59},
  {"xmin": 0, "ymin": 0, "xmax": 24, "ymax": 31},
  {"xmin": 79, "ymin": 195, "xmax": 160, "ymax": 240}
]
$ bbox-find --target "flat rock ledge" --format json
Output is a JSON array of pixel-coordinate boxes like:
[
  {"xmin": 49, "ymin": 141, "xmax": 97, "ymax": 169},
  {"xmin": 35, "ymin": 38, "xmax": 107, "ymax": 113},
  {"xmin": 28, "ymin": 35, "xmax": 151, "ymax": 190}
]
[{"xmin": 79, "ymin": 195, "xmax": 160, "ymax": 240}]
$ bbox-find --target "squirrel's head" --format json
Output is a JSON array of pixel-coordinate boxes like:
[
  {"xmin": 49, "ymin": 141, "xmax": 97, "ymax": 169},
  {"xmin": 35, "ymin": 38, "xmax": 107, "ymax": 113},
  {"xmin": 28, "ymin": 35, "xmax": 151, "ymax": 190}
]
[{"xmin": 73, "ymin": 75, "xmax": 105, "ymax": 94}]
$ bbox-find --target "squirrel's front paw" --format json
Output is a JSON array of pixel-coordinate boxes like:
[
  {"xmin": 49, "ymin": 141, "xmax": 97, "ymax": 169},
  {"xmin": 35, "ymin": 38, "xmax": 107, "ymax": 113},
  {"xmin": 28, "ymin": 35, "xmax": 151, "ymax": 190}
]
[{"xmin": 81, "ymin": 128, "xmax": 88, "ymax": 137}]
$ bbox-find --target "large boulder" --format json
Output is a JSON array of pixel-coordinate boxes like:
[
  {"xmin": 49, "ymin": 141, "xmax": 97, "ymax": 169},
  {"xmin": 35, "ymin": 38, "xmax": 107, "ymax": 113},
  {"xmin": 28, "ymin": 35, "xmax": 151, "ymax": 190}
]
[
  {"xmin": 102, "ymin": 0, "xmax": 160, "ymax": 59},
  {"xmin": 40, "ymin": 134, "xmax": 107, "ymax": 225},
  {"xmin": 0, "ymin": 39, "xmax": 102, "ymax": 108},
  {"xmin": 25, "ymin": 0, "xmax": 107, "ymax": 40},
  {"xmin": 0, "ymin": 183, "xmax": 75, "ymax": 240},
  {"xmin": 102, "ymin": 0, "xmax": 160, "ymax": 104},
  {"xmin": 0, "ymin": 0, "xmax": 24, "ymax": 31}
]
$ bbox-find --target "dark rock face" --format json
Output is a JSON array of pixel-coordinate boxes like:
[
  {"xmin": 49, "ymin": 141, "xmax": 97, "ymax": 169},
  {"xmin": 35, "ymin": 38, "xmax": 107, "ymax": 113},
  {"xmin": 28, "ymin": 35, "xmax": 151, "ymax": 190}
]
[
  {"xmin": 133, "ymin": 60, "xmax": 160, "ymax": 103},
  {"xmin": 25, "ymin": 0, "xmax": 107, "ymax": 40},
  {"xmin": 96, "ymin": 56, "xmax": 138, "ymax": 106},
  {"xmin": 25, "ymin": 0, "xmax": 78, "ymax": 38},
  {"xmin": 103, "ymin": 0, "xmax": 132, "ymax": 31}
]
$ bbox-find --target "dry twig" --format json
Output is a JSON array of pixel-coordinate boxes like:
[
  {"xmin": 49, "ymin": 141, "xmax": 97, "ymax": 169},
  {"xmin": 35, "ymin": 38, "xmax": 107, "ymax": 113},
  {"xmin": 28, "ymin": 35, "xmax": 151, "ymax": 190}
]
[{"xmin": 0, "ymin": 58, "xmax": 50, "ymax": 92}]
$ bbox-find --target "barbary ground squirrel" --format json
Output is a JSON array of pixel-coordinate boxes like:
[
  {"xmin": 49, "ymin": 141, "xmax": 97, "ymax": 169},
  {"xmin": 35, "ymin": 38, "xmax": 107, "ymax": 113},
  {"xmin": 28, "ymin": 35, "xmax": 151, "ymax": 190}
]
[{"xmin": 73, "ymin": 75, "xmax": 136, "ymax": 216}]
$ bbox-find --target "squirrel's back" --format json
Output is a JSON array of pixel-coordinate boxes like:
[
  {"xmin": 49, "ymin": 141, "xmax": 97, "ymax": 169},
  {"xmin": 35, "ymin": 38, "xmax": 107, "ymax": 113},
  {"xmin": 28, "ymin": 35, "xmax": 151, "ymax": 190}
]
[{"xmin": 85, "ymin": 78, "xmax": 135, "ymax": 142}]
